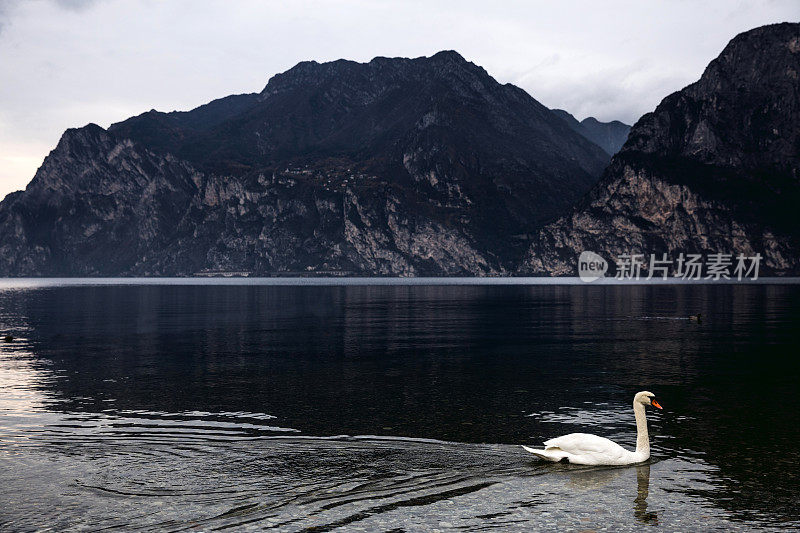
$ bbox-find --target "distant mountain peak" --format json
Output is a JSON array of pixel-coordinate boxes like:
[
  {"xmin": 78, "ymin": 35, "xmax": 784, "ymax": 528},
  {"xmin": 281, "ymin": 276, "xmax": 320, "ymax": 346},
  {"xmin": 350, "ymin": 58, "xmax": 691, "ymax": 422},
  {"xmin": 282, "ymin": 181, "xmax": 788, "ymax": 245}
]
[
  {"xmin": 46, "ymin": 123, "xmax": 114, "ymax": 165},
  {"xmin": 261, "ymin": 50, "xmax": 489, "ymax": 98},
  {"xmin": 551, "ymin": 109, "xmax": 631, "ymax": 156},
  {"xmin": 429, "ymin": 49, "xmax": 466, "ymax": 61}
]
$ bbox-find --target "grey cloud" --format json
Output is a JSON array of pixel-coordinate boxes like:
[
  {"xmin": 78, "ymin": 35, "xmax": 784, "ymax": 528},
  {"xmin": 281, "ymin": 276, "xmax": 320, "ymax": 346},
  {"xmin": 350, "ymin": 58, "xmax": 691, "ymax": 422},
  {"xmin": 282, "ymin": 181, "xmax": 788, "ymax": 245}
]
[
  {"xmin": 0, "ymin": 0, "xmax": 17, "ymax": 35},
  {"xmin": 0, "ymin": 0, "xmax": 100, "ymax": 33},
  {"xmin": 53, "ymin": 0, "xmax": 102, "ymax": 12}
]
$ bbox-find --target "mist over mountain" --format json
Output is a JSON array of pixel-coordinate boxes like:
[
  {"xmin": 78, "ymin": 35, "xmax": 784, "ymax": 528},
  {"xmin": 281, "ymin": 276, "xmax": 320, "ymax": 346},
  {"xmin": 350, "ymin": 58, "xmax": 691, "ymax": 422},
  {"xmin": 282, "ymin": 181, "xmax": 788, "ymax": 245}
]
[
  {"xmin": 0, "ymin": 51, "xmax": 610, "ymax": 276},
  {"xmin": 521, "ymin": 23, "xmax": 800, "ymax": 276}
]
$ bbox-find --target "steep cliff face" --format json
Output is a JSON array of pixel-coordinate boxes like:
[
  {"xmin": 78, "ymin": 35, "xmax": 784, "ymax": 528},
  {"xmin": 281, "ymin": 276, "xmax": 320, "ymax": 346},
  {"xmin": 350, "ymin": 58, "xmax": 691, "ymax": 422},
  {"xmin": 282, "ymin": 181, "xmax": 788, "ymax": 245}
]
[
  {"xmin": 0, "ymin": 125, "xmax": 201, "ymax": 275},
  {"xmin": 0, "ymin": 52, "xmax": 611, "ymax": 276},
  {"xmin": 551, "ymin": 109, "xmax": 631, "ymax": 156},
  {"xmin": 522, "ymin": 23, "xmax": 800, "ymax": 276},
  {"xmin": 0, "ymin": 125, "xmax": 505, "ymax": 276}
]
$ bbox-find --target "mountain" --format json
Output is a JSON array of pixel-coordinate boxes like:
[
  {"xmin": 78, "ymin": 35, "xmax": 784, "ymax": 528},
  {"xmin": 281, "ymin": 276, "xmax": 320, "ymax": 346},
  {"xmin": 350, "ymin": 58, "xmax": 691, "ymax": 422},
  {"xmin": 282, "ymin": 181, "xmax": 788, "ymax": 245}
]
[
  {"xmin": 0, "ymin": 51, "xmax": 610, "ymax": 276},
  {"xmin": 521, "ymin": 23, "xmax": 800, "ymax": 276},
  {"xmin": 551, "ymin": 109, "xmax": 631, "ymax": 156}
]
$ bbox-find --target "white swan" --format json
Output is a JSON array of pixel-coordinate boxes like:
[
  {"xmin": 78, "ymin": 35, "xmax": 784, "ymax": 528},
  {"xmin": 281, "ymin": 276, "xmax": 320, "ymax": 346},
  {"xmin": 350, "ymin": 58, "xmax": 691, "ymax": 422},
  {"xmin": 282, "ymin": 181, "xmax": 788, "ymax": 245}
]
[{"xmin": 522, "ymin": 391, "xmax": 662, "ymax": 465}]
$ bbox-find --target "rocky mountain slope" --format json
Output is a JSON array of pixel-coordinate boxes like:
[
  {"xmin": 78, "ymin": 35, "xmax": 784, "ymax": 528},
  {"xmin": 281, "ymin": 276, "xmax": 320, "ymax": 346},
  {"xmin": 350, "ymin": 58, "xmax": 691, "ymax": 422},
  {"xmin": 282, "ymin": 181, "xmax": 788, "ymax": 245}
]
[
  {"xmin": 0, "ymin": 51, "xmax": 611, "ymax": 276},
  {"xmin": 521, "ymin": 23, "xmax": 800, "ymax": 276},
  {"xmin": 551, "ymin": 109, "xmax": 631, "ymax": 155}
]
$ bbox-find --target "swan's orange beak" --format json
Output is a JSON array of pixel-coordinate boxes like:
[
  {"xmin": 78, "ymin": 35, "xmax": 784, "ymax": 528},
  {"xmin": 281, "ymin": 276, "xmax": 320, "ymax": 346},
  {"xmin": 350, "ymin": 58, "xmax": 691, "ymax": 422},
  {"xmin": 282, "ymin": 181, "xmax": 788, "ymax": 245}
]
[{"xmin": 651, "ymin": 399, "xmax": 662, "ymax": 410}]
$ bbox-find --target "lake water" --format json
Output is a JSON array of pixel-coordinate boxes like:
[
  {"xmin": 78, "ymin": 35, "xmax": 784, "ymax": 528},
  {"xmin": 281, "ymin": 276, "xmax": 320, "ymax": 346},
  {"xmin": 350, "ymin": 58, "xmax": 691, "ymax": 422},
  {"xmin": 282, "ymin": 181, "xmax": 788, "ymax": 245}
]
[{"xmin": 1, "ymin": 279, "xmax": 798, "ymax": 531}]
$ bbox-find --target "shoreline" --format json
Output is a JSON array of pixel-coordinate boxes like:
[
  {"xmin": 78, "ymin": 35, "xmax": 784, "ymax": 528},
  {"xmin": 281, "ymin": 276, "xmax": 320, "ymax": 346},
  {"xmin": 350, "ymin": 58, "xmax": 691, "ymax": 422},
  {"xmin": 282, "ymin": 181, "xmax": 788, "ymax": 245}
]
[{"xmin": 1, "ymin": 276, "xmax": 799, "ymax": 288}]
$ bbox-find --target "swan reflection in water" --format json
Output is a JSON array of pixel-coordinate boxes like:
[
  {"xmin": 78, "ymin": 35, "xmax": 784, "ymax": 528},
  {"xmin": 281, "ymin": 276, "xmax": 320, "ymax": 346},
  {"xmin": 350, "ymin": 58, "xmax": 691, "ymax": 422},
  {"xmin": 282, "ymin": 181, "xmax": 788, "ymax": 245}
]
[
  {"xmin": 634, "ymin": 463, "xmax": 657, "ymax": 525},
  {"xmin": 555, "ymin": 462, "xmax": 657, "ymax": 526}
]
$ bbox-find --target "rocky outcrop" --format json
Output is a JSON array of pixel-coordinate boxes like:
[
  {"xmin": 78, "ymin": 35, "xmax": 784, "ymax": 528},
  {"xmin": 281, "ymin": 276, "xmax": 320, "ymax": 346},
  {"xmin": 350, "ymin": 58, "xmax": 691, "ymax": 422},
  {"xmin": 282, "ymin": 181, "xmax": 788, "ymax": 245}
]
[
  {"xmin": 0, "ymin": 51, "xmax": 611, "ymax": 276},
  {"xmin": 551, "ymin": 109, "xmax": 631, "ymax": 156},
  {"xmin": 521, "ymin": 23, "xmax": 800, "ymax": 276},
  {"xmin": 0, "ymin": 125, "xmax": 200, "ymax": 275}
]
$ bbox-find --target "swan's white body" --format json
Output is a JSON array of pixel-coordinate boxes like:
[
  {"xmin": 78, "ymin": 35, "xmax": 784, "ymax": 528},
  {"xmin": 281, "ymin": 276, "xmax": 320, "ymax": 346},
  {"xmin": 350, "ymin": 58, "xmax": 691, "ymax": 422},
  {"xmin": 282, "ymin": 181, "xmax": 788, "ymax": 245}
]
[{"xmin": 522, "ymin": 391, "xmax": 660, "ymax": 466}]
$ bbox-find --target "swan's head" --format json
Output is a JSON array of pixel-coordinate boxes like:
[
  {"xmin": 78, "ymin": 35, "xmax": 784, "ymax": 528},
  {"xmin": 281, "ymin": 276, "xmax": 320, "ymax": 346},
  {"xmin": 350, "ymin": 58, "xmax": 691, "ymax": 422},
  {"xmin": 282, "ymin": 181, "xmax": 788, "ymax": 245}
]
[{"xmin": 635, "ymin": 391, "xmax": 662, "ymax": 409}]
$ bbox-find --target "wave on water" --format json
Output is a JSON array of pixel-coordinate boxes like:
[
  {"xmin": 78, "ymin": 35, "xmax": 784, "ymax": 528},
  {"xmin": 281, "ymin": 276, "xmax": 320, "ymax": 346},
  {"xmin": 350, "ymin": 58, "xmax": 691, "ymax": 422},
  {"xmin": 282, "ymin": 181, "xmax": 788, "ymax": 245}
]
[{"xmin": 0, "ymin": 399, "xmax": 755, "ymax": 533}]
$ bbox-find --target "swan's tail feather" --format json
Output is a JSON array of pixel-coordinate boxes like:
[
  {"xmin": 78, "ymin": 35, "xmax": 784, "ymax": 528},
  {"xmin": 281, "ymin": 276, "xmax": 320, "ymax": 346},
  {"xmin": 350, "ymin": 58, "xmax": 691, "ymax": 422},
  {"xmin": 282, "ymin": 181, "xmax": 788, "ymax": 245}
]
[{"xmin": 521, "ymin": 445, "xmax": 569, "ymax": 462}]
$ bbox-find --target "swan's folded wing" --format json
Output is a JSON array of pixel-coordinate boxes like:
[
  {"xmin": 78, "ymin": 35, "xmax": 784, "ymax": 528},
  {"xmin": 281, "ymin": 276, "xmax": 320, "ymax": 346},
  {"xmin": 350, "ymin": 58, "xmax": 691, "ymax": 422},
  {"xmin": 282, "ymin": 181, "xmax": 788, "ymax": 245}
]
[{"xmin": 543, "ymin": 433, "xmax": 628, "ymax": 457}]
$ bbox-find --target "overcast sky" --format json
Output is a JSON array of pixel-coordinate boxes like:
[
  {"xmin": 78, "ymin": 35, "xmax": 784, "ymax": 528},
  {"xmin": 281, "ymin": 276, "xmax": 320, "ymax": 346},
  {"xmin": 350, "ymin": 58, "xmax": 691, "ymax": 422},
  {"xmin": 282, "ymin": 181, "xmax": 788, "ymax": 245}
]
[{"xmin": 0, "ymin": 0, "xmax": 797, "ymax": 198}]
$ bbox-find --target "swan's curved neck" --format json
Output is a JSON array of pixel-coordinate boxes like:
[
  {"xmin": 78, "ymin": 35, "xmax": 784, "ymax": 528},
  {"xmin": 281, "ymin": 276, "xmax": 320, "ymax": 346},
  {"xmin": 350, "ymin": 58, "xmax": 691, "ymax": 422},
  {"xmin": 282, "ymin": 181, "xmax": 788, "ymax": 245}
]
[{"xmin": 633, "ymin": 401, "xmax": 649, "ymax": 456}]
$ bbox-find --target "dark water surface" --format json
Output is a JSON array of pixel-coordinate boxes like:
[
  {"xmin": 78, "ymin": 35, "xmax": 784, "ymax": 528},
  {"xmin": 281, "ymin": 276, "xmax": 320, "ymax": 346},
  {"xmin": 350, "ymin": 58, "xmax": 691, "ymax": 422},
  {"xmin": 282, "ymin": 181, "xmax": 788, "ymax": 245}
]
[{"xmin": 0, "ymin": 280, "xmax": 798, "ymax": 531}]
